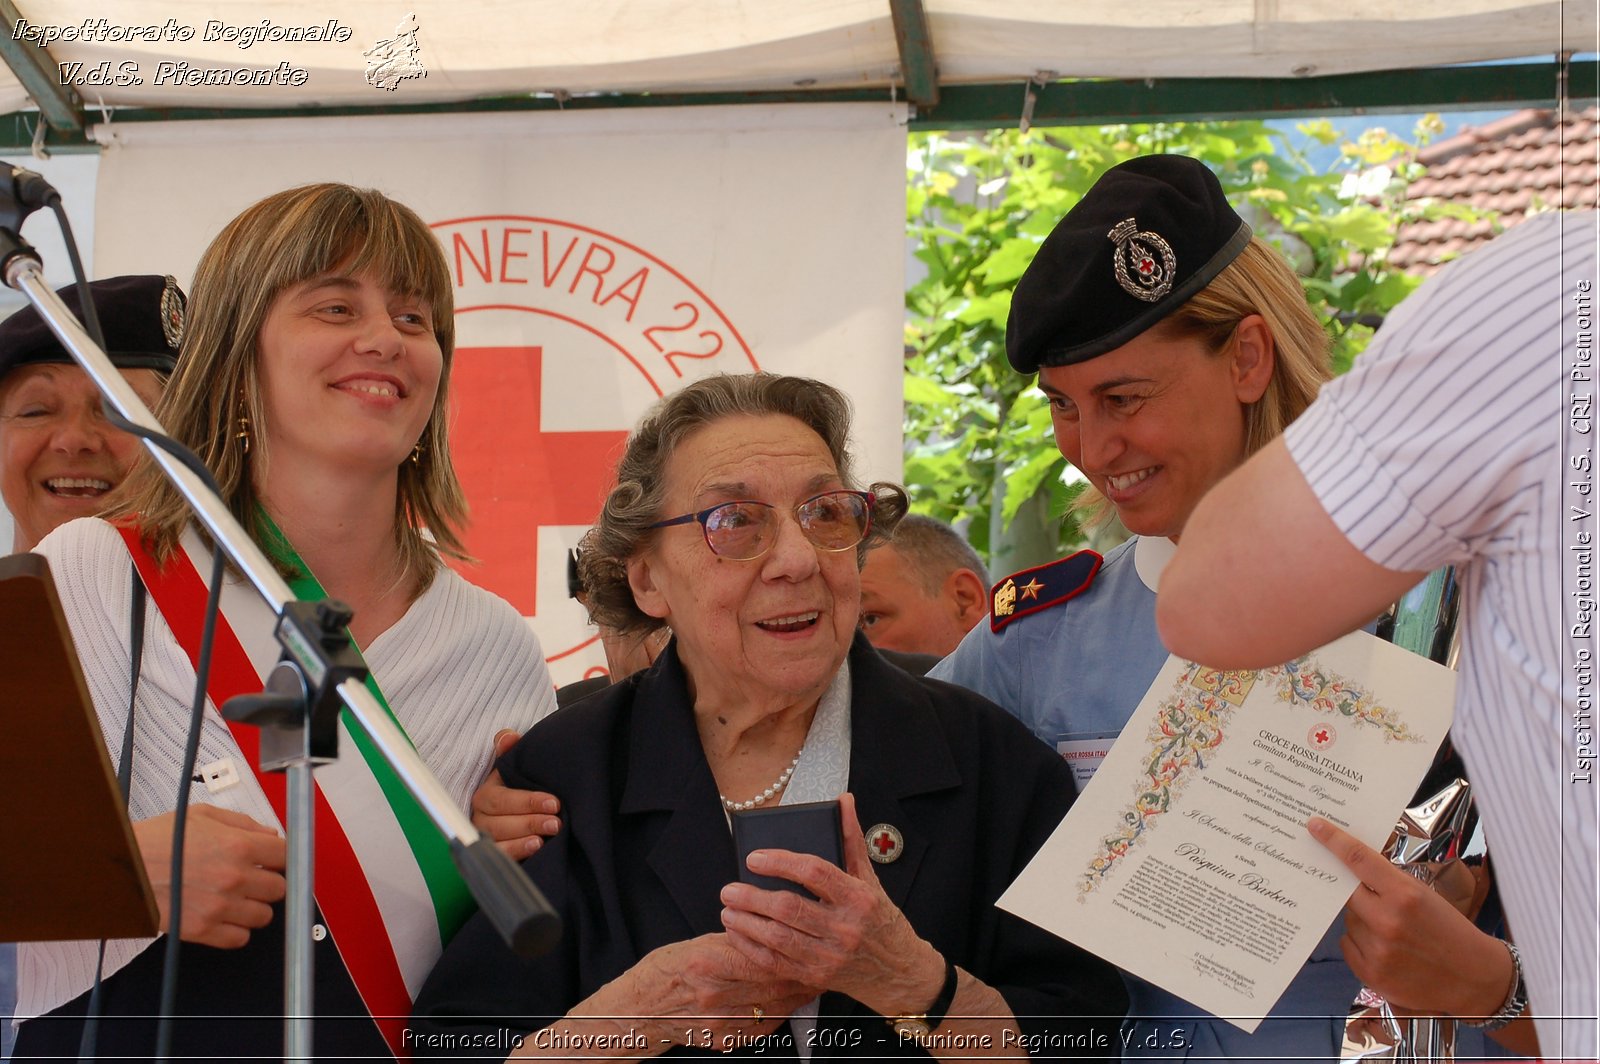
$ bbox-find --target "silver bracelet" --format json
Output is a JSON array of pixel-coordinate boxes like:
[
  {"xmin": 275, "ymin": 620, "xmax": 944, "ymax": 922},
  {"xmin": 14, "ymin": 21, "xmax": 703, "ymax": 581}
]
[{"xmin": 1461, "ymin": 940, "xmax": 1528, "ymax": 1032}]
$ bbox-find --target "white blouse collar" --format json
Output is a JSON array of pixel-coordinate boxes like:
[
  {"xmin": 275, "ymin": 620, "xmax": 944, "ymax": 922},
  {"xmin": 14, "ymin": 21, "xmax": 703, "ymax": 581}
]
[{"xmin": 1133, "ymin": 535, "xmax": 1178, "ymax": 593}]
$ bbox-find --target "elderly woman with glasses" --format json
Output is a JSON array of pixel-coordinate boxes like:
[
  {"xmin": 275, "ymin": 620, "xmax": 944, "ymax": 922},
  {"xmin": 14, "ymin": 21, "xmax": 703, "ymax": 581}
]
[{"xmin": 412, "ymin": 373, "xmax": 1126, "ymax": 1060}]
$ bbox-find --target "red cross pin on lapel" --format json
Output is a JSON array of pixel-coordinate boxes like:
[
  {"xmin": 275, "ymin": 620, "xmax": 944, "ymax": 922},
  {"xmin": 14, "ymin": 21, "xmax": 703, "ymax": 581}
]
[{"xmin": 866, "ymin": 823, "xmax": 904, "ymax": 864}]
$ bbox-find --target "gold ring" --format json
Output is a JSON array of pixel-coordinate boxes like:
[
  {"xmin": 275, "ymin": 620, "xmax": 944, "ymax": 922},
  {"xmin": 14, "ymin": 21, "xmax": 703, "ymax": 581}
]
[{"xmin": 752, "ymin": 1004, "xmax": 765, "ymax": 1025}]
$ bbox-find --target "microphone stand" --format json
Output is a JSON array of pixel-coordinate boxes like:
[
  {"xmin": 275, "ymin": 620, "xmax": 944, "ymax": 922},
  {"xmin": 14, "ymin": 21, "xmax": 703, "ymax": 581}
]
[{"xmin": 0, "ymin": 215, "xmax": 558, "ymax": 1060}]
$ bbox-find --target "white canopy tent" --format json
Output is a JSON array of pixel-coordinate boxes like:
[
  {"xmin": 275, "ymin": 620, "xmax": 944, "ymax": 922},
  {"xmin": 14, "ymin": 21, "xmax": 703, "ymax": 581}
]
[
  {"xmin": 0, "ymin": 0, "xmax": 1592, "ymax": 121},
  {"xmin": 0, "ymin": 0, "xmax": 1593, "ymax": 657}
]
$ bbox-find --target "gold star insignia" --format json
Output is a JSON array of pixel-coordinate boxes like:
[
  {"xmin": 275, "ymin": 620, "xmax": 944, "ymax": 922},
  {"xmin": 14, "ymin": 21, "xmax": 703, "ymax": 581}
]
[{"xmin": 1019, "ymin": 577, "xmax": 1045, "ymax": 601}]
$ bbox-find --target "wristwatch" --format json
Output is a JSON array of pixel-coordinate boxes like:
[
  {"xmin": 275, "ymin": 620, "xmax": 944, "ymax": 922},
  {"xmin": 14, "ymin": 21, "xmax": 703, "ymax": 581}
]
[
  {"xmin": 1461, "ymin": 940, "xmax": 1528, "ymax": 1032},
  {"xmin": 888, "ymin": 960, "xmax": 959, "ymax": 1043}
]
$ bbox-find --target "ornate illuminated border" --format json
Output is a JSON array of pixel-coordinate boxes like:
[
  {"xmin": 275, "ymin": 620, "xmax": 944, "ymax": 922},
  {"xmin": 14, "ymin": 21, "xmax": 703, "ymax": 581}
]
[{"xmin": 1079, "ymin": 657, "xmax": 1422, "ymax": 897}]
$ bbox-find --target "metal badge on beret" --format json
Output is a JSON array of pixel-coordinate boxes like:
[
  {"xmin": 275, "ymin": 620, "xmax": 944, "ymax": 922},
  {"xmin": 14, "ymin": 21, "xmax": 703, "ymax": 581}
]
[
  {"xmin": 0, "ymin": 274, "xmax": 185, "ymax": 378},
  {"xmin": 1108, "ymin": 218, "xmax": 1175, "ymax": 302},
  {"xmin": 865, "ymin": 823, "xmax": 904, "ymax": 864},
  {"xmin": 160, "ymin": 274, "xmax": 186, "ymax": 349}
]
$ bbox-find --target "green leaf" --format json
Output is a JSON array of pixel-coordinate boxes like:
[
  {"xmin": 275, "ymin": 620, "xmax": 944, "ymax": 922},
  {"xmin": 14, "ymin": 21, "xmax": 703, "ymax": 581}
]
[
  {"xmin": 1371, "ymin": 271, "xmax": 1421, "ymax": 309},
  {"xmin": 904, "ymin": 374, "xmax": 955, "ymax": 411},
  {"xmin": 1298, "ymin": 277, "xmax": 1340, "ymax": 300},
  {"xmin": 955, "ymin": 291, "xmax": 1012, "ymax": 330},
  {"xmin": 974, "ymin": 237, "xmax": 1043, "ymax": 286},
  {"xmin": 1297, "ymin": 119, "xmax": 1341, "ymax": 146},
  {"xmin": 1321, "ymin": 206, "xmax": 1392, "ymax": 249},
  {"xmin": 1337, "ymin": 269, "xmax": 1374, "ymax": 311},
  {"xmin": 904, "ymin": 450, "xmax": 965, "ymax": 485},
  {"xmin": 1001, "ymin": 449, "xmax": 1065, "ymax": 528},
  {"xmin": 1018, "ymin": 209, "xmax": 1065, "ymax": 238},
  {"xmin": 905, "ymin": 184, "xmax": 929, "ymax": 220}
]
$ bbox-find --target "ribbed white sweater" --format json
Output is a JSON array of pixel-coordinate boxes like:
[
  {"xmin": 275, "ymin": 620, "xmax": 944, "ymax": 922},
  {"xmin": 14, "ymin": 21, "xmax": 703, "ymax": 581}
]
[{"xmin": 17, "ymin": 517, "xmax": 558, "ymax": 1023}]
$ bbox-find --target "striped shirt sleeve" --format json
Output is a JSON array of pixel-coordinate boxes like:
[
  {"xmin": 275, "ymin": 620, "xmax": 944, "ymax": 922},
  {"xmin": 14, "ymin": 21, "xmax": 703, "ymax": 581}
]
[{"xmin": 1285, "ymin": 214, "xmax": 1570, "ymax": 573}]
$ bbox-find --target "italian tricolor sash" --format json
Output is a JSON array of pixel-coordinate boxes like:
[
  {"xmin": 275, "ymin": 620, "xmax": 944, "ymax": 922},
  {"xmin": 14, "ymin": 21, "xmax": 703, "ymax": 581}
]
[{"xmin": 119, "ymin": 524, "xmax": 475, "ymax": 1059}]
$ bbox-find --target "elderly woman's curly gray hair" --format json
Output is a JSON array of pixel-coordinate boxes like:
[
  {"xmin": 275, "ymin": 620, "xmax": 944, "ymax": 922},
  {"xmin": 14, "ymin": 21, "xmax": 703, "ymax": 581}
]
[{"xmin": 580, "ymin": 373, "xmax": 909, "ymax": 634}]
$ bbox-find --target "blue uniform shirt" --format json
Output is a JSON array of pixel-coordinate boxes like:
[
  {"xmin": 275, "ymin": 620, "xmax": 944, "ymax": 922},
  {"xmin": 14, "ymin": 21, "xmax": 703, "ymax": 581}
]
[{"xmin": 934, "ymin": 537, "xmax": 1168, "ymax": 758}]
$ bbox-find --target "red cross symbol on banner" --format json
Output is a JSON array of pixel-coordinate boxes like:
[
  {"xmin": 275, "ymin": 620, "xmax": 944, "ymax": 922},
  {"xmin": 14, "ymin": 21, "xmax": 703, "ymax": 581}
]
[
  {"xmin": 1313, "ymin": 728, "xmax": 1331, "ymax": 744},
  {"xmin": 445, "ymin": 346, "xmax": 628, "ymax": 615}
]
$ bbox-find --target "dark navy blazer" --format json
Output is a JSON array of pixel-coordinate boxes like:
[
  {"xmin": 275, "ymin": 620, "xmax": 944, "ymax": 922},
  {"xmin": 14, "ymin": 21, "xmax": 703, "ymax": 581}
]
[{"xmin": 413, "ymin": 634, "xmax": 1126, "ymax": 1059}]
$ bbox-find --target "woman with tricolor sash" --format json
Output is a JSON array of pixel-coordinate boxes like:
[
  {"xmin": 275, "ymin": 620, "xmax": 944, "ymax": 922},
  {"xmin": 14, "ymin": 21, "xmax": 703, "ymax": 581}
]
[{"xmin": 14, "ymin": 183, "xmax": 559, "ymax": 1061}]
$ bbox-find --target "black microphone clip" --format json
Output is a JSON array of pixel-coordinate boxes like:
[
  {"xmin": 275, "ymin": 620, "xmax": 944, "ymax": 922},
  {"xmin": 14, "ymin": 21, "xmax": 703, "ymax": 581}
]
[{"xmin": 0, "ymin": 162, "xmax": 59, "ymax": 280}]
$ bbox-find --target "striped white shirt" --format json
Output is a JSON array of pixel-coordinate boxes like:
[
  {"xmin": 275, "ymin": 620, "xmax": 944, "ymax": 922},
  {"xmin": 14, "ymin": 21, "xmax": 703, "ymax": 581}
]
[{"xmin": 1285, "ymin": 211, "xmax": 1599, "ymax": 1058}]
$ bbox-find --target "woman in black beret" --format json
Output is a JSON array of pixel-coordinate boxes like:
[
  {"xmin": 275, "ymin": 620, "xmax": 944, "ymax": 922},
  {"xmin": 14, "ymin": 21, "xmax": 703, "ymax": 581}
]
[
  {"xmin": 0, "ymin": 275, "xmax": 180, "ymax": 552},
  {"xmin": 931, "ymin": 155, "xmax": 1525, "ymax": 1060}
]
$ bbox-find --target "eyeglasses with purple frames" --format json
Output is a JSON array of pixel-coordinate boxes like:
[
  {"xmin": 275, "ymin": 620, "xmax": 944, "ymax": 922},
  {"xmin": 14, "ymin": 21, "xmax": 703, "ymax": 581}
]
[{"xmin": 647, "ymin": 489, "xmax": 875, "ymax": 561}]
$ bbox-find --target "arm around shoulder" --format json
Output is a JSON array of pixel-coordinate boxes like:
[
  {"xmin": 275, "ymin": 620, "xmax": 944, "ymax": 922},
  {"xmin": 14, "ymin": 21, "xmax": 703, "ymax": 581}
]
[{"xmin": 1158, "ymin": 439, "xmax": 1426, "ymax": 668}]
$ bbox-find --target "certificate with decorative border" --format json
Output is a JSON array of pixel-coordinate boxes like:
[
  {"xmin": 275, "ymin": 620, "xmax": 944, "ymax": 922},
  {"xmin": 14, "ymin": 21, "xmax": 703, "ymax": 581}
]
[{"xmin": 998, "ymin": 629, "xmax": 1455, "ymax": 1032}]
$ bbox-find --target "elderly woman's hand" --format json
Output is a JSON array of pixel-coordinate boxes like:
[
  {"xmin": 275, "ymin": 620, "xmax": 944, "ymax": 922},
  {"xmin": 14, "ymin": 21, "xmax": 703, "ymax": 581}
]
[{"xmin": 716, "ymin": 793, "xmax": 947, "ymax": 1019}]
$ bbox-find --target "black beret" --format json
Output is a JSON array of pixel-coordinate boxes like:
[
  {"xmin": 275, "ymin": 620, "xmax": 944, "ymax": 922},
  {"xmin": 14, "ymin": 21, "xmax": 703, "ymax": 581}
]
[
  {"xmin": 0, "ymin": 274, "xmax": 185, "ymax": 380},
  {"xmin": 1006, "ymin": 155, "xmax": 1252, "ymax": 373}
]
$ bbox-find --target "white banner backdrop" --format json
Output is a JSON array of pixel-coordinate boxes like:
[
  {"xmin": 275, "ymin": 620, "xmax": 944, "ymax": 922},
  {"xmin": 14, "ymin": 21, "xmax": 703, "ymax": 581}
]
[{"xmin": 90, "ymin": 104, "xmax": 908, "ymax": 684}]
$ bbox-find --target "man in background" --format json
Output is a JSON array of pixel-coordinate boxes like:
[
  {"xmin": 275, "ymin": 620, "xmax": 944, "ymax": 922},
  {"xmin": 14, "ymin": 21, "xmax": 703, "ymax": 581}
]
[
  {"xmin": 859, "ymin": 513, "xmax": 989, "ymax": 659},
  {"xmin": 554, "ymin": 546, "xmax": 669, "ymax": 707}
]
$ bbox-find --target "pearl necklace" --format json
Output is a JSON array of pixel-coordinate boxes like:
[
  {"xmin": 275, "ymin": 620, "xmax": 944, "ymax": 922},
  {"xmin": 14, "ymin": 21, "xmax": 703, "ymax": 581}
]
[{"xmin": 720, "ymin": 752, "xmax": 802, "ymax": 812}]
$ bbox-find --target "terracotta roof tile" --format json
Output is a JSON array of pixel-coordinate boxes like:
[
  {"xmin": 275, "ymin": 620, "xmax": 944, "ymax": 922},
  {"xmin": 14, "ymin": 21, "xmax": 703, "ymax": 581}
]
[
  {"xmin": 1390, "ymin": 107, "xmax": 1600, "ymax": 276},
  {"xmin": 1500, "ymin": 189, "xmax": 1535, "ymax": 213}
]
